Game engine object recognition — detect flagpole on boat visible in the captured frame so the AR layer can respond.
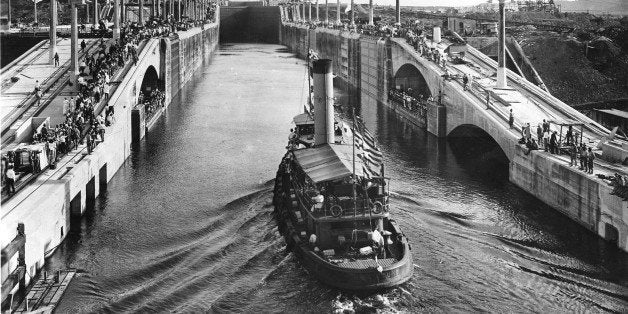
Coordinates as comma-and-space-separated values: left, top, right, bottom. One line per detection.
352, 107, 357, 221
307, 35, 312, 114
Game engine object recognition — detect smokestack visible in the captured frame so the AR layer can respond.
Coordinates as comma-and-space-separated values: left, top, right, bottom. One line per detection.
313, 59, 334, 146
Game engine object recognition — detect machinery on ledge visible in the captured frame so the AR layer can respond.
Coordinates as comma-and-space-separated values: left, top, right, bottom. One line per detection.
272, 58, 413, 290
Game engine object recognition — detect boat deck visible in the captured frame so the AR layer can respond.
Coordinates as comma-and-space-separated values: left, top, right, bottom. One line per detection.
333, 257, 399, 269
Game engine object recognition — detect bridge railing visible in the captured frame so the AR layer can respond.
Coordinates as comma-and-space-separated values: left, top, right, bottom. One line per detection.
465, 45, 611, 139
394, 38, 525, 135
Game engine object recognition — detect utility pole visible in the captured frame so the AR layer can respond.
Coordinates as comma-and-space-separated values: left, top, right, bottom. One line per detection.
139, 0, 144, 25
308, 0, 311, 22
350, 0, 354, 25
315, 0, 318, 21
121, 0, 126, 23
7, 0, 11, 28
178, 0, 181, 21
368, 0, 373, 25
70, 0, 79, 87
395, 0, 400, 24
93, 0, 98, 26
49, 0, 57, 65
33, 0, 37, 25
496, 0, 507, 88
335, 0, 339, 24
113, 0, 120, 40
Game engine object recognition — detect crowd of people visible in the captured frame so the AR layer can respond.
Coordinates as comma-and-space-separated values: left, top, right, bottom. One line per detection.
139, 89, 166, 120
518, 120, 596, 173
2, 10, 219, 196
388, 88, 431, 117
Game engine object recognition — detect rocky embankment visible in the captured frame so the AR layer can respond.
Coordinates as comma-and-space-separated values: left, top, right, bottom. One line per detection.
517, 30, 628, 105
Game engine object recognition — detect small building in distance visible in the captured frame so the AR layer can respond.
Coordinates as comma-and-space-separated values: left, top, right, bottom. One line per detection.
446, 17, 478, 36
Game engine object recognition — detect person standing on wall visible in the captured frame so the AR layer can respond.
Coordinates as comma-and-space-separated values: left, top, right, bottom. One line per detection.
5, 166, 16, 194
587, 147, 595, 174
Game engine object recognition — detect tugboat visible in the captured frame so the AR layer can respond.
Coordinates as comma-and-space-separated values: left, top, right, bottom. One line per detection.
272, 59, 413, 290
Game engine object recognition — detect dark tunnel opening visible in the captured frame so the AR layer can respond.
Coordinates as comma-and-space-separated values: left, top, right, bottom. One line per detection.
219, 6, 281, 43
448, 124, 510, 177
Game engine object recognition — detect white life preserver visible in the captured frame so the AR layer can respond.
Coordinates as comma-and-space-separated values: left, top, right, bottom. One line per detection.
372, 201, 384, 214
330, 205, 343, 218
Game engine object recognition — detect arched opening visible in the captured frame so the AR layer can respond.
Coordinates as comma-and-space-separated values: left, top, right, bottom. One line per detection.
604, 223, 619, 243
138, 65, 165, 121
140, 65, 162, 97
393, 63, 432, 99
448, 124, 509, 177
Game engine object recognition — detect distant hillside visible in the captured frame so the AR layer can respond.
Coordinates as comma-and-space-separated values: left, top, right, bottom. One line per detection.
556, 0, 628, 15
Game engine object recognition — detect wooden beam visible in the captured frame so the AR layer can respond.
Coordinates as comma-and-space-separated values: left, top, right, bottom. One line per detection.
1, 266, 25, 301
1, 235, 25, 266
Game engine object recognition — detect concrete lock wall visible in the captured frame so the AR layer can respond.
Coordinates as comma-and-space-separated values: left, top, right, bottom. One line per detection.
1, 24, 220, 289
511, 147, 628, 250
279, 23, 628, 252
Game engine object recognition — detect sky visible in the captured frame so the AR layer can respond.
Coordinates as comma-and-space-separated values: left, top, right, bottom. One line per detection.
354, 0, 500, 6
350, 0, 578, 7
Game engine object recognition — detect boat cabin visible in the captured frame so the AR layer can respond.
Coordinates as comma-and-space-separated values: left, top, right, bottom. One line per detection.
287, 143, 389, 250
292, 113, 346, 147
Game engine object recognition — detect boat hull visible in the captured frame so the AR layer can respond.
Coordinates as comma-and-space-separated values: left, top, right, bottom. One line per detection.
293, 241, 414, 290
273, 160, 414, 291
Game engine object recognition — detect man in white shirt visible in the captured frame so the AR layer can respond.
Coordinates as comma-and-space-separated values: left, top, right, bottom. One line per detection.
5, 166, 16, 194
63, 98, 69, 116
103, 83, 110, 101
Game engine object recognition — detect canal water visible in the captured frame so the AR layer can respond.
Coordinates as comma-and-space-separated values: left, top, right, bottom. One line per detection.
48, 44, 628, 313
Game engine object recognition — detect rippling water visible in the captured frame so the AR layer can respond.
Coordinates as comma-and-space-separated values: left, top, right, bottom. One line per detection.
47, 44, 628, 313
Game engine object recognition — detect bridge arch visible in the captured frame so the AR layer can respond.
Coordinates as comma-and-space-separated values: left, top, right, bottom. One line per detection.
448, 123, 513, 162
393, 63, 432, 99
390, 40, 442, 98
139, 65, 162, 96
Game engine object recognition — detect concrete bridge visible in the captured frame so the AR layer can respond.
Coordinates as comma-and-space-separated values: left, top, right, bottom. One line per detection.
280, 23, 628, 253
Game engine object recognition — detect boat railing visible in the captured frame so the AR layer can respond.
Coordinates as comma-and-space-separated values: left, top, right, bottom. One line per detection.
290, 176, 389, 219
317, 196, 389, 218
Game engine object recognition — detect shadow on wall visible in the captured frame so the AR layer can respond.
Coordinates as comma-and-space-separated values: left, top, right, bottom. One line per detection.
219, 6, 281, 43
448, 124, 510, 168
1, 37, 43, 67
